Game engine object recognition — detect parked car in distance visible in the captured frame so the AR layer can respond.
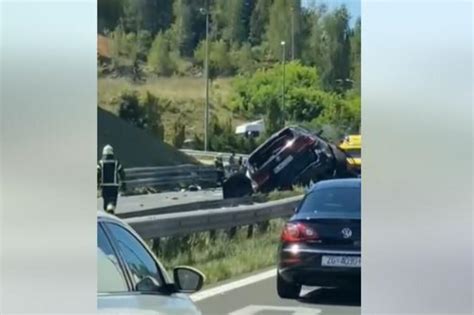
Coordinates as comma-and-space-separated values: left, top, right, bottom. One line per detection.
277, 178, 361, 299
98, 211, 204, 314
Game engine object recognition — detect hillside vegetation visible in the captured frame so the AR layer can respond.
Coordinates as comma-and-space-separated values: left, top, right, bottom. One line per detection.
98, 0, 361, 152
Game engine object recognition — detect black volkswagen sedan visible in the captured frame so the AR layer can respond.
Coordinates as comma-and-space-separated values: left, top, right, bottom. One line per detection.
277, 178, 361, 299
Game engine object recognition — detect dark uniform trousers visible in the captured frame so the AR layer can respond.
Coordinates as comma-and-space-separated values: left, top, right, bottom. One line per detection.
102, 186, 119, 210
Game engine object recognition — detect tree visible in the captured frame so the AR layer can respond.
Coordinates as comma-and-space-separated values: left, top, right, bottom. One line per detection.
350, 17, 361, 92
266, 0, 302, 61
319, 6, 352, 91
231, 43, 255, 74
331, 7, 352, 92
172, 0, 194, 57
265, 97, 285, 136
115, 0, 173, 36
249, 0, 271, 45
122, 0, 144, 33
209, 0, 227, 40
223, 0, 247, 45
109, 23, 126, 63
98, 0, 124, 33
136, 30, 152, 61
305, 4, 331, 84
142, 0, 174, 34
211, 40, 233, 76
266, 0, 290, 61
148, 32, 176, 76
194, 39, 234, 77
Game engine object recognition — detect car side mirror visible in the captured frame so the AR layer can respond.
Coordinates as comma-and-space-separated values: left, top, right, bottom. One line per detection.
173, 266, 205, 293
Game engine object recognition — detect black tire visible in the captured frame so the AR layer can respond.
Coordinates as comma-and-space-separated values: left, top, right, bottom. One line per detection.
277, 273, 301, 299
222, 173, 253, 199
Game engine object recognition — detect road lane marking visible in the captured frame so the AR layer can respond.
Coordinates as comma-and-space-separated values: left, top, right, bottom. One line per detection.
190, 269, 276, 302
229, 305, 321, 315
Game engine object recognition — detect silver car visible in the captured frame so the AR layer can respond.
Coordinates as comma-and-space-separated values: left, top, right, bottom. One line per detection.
98, 211, 204, 314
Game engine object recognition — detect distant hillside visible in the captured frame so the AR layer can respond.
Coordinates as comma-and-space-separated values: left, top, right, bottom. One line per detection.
98, 107, 198, 167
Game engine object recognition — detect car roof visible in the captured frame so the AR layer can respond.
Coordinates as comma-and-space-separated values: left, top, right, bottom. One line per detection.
309, 178, 361, 191
97, 210, 127, 225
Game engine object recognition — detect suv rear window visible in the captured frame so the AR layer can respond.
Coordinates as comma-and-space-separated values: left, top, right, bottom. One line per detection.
248, 129, 297, 169
298, 187, 361, 214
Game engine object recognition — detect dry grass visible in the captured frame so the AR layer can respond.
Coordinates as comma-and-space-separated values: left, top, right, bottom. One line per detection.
98, 76, 246, 141
98, 77, 233, 107
157, 219, 286, 286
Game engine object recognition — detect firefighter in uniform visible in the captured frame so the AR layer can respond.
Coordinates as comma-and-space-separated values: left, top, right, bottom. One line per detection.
97, 145, 125, 213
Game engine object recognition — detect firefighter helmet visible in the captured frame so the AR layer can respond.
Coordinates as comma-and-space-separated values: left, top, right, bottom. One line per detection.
102, 144, 114, 156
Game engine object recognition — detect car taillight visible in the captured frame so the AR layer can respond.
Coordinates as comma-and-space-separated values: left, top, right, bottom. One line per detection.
280, 223, 319, 242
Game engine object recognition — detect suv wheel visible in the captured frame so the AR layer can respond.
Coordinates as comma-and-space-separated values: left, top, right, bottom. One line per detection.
277, 273, 301, 299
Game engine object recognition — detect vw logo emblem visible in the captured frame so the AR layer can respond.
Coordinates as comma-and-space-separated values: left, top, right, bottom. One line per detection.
341, 228, 352, 239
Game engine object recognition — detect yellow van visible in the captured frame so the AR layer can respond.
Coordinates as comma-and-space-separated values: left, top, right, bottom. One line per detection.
339, 135, 361, 173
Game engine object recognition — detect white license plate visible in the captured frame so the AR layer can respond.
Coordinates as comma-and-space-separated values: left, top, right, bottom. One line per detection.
274, 155, 293, 174
321, 255, 361, 268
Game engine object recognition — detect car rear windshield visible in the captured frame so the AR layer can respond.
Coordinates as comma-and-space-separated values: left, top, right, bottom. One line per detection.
298, 187, 360, 214
248, 129, 296, 169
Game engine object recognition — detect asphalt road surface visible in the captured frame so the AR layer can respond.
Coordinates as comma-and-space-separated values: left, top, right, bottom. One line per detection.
97, 188, 223, 214
192, 269, 360, 315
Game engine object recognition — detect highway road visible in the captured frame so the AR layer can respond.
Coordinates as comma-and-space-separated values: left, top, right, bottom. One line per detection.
192, 269, 360, 315
97, 188, 223, 214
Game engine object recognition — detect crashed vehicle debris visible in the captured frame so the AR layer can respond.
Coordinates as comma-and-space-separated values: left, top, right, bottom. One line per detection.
223, 126, 359, 198
338, 134, 361, 175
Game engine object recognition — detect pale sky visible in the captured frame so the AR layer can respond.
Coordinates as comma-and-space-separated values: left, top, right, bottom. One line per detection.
302, 0, 361, 26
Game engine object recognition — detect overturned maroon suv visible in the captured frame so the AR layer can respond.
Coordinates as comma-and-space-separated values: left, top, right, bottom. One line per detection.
245, 127, 354, 193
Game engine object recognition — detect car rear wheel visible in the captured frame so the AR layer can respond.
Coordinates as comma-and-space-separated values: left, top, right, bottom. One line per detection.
277, 273, 301, 299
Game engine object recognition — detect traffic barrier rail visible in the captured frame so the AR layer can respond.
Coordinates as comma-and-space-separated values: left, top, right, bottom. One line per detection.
180, 149, 249, 161
117, 196, 252, 219
124, 195, 303, 239
124, 164, 218, 190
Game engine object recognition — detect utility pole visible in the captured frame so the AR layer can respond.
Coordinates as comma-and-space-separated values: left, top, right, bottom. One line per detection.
281, 41, 286, 110
200, 3, 210, 151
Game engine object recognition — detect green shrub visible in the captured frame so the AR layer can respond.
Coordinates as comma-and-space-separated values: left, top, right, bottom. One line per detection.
114, 90, 166, 140
148, 32, 176, 76
194, 40, 235, 78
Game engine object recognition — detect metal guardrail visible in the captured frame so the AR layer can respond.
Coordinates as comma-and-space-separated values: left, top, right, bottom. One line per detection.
125, 195, 303, 239
180, 149, 249, 161
117, 196, 252, 219
124, 164, 218, 190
